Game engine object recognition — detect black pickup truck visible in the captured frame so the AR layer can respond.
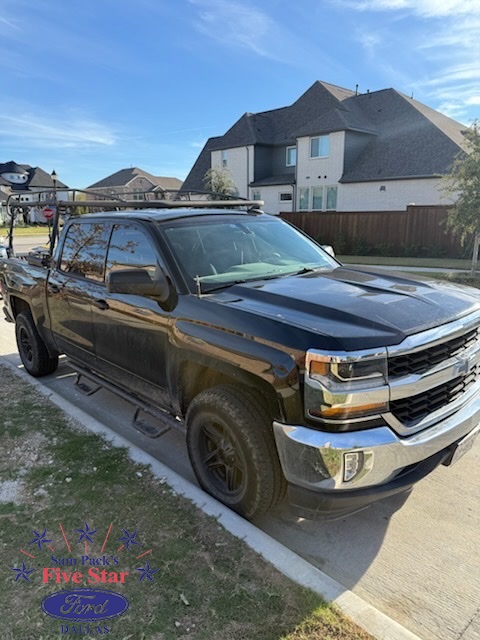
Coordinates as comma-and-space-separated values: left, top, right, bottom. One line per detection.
2, 206, 480, 519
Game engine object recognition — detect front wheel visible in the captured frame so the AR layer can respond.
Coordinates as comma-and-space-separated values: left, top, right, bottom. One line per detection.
15, 311, 58, 377
186, 385, 286, 519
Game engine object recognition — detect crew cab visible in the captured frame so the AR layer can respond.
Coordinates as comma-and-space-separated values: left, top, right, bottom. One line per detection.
2, 206, 480, 519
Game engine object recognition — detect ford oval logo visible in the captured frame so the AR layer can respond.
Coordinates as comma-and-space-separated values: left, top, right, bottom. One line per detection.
41, 588, 129, 622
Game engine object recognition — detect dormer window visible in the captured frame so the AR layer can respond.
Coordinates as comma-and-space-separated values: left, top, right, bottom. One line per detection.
286, 146, 297, 167
310, 135, 330, 158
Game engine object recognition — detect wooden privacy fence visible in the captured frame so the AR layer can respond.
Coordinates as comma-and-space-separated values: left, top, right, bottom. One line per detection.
280, 205, 467, 257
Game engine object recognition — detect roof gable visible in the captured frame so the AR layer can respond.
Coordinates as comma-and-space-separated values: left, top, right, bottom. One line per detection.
87, 167, 182, 190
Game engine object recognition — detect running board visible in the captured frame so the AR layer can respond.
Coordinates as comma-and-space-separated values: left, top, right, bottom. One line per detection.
75, 374, 101, 396
70, 363, 184, 438
132, 407, 179, 439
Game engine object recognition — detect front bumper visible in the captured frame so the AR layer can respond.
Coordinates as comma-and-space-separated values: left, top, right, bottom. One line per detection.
273, 388, 480, 513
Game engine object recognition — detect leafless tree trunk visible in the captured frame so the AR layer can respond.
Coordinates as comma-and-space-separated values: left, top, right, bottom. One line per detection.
471, 232, 480, 275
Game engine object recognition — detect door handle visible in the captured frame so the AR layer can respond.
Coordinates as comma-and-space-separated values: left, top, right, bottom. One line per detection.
49, 284, 61, 294
92, 299, 109, 311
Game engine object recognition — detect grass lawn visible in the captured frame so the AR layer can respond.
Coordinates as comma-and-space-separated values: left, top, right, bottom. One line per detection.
338, 255, 471, 270
0, 365, 372, 640
406, 271, 480, 288
0, 226, 50, 237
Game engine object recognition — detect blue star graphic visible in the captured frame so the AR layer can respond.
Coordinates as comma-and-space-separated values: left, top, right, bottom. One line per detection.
75, 522, 98, 544
11, 561, 36, 582
29, 528, 52, 551
117, 529, 139, 551
136, 561, 159, 582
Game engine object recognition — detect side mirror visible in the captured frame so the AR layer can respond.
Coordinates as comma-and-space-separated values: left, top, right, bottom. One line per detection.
321, 244, 335, 258
107, 268, 171, 302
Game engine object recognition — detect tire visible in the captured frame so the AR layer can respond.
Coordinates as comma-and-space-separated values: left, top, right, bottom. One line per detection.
186, 385, 287, 519
15, 311, 58, 377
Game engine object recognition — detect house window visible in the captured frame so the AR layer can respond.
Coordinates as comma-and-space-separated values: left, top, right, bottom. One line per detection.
252, 190, 261, 201
132, 188, 144, 201
299, 188, 309, 211
221, 150, 228, 168
312, 187, 323, 211
326, 186, 338, 210
279, 192, 293, 202
286, 146, 297, 167
310, 135, 330, 158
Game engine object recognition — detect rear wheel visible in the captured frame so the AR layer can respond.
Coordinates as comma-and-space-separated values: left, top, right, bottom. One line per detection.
15, 311, 58, 377
186, 385, 286, 519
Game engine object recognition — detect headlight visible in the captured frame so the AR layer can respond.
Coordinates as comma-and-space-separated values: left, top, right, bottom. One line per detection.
305, 349, 389, 421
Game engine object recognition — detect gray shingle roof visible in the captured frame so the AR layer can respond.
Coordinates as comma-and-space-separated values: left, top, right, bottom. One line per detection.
183, 81, 468, 190
27, 167, 68, 188
0, 163, 68, 190
0, 161, 29, 175
87, 167, 182, 190
250, 173, 295, 187
339, 89, 467, 182
180, 138, 222, 193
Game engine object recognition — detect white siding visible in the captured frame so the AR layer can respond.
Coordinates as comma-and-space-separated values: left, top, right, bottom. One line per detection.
249, 185, 294, 215
211, 146, 253, 198
211, 137, 450, 212
296, 131, 345, 208
339, 177, 449, 211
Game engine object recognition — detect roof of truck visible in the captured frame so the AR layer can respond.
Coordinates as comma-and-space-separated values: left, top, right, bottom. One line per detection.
74, 208, 266, 223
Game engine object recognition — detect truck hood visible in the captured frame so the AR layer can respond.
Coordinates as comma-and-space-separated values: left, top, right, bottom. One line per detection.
214, 267, 480, 350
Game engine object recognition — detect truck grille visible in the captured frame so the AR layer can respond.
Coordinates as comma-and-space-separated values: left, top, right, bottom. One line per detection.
388, 327, 479, 378
390, 365, 479, 426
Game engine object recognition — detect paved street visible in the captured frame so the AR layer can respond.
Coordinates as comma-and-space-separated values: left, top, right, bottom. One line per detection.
0, 232, 50, 256
0, 320, 479, 640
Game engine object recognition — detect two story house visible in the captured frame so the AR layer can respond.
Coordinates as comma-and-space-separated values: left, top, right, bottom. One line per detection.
182, 81, 469, 214
0, 161, 68, 223
87, 167, 183, 201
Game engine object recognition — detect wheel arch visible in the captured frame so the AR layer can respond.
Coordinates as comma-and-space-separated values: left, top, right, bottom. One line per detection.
177, 359, 284, 423
11, 295, 60, 358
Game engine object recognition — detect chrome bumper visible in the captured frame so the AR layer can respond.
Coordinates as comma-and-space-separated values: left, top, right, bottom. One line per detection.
273, 390, 480, 491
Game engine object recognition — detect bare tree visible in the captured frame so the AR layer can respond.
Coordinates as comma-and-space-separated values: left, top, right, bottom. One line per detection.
203, 167, 238, 200
444, 121, 480, 273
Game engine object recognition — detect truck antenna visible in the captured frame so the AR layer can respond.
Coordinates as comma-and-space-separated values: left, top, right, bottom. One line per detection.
195, 275, 203, 298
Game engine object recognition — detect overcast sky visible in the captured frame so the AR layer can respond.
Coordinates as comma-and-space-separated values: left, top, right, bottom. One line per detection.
1, 0, 479, 187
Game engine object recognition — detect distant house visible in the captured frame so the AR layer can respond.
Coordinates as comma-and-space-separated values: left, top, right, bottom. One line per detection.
182, 81, 469, 214
87, 167, 183, 201
0, 161, 68, 223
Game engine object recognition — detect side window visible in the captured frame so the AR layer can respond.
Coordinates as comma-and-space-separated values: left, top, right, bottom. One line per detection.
106, 224, 159, 280
59, 223, 110, 281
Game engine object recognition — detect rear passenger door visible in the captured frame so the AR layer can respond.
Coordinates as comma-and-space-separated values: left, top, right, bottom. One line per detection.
93, 222, 171, 407
47, 221, 111, 368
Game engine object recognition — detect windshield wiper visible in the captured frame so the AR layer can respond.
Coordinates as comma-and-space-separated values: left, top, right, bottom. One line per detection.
201, 268, 321, 294
201, 279, 248, 294
291, 267, 316, 275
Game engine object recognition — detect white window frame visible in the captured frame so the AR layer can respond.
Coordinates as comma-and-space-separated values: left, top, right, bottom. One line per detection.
221, 150, 228, 168
279, 192, 293, 202
286, 146, 297, 167
312, 187, 323, 211
310, 135, 330, 159
298, 187, 309, 211
325, 185, 338, 211
252, 190, 261, 201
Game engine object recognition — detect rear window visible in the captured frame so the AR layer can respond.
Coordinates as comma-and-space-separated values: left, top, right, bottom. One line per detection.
59, 222, 111, 282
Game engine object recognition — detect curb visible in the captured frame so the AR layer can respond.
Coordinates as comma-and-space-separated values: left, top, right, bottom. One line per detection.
3, 356, 423, 640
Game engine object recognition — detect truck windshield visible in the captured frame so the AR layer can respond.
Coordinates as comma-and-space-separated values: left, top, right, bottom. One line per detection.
161, 215, 338, 291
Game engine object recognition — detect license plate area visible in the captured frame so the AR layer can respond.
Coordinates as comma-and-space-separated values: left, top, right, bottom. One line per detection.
443, 424, 480, 466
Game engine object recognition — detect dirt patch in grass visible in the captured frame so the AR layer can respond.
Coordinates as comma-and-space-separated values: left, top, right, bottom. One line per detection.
0, 365, 373, 640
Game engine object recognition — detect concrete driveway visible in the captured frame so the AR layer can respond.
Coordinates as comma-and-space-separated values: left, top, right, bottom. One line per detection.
0, 320, 478, 640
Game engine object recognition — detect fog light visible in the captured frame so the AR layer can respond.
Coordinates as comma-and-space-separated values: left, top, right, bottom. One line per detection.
343, 451, 364, 482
